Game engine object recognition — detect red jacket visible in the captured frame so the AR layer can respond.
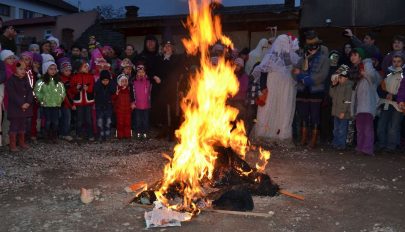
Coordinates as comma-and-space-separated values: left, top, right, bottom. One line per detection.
69, 73, 95, 106
112, 86, 134, 114
61, 74, 74, 108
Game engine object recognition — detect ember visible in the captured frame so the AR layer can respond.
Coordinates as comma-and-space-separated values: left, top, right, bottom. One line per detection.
131, 0, 278, 214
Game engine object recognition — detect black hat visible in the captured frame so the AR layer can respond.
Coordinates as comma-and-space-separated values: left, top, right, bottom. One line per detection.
100, 70, 111, 80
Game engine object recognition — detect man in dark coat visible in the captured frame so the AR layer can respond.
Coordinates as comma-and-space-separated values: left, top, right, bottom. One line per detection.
0, 25, 17, 53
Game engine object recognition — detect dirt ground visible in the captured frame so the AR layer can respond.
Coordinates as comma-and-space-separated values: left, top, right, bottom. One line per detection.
0, 137, 404, 232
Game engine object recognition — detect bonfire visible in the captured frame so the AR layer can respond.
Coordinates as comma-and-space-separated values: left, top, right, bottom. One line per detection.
131, 0, 280, 216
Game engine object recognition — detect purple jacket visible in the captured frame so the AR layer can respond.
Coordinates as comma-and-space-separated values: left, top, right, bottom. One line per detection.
6, 75, 33, 119
133, 76, 151, 110
397, 77, 405, 103
233, 71, 249, 101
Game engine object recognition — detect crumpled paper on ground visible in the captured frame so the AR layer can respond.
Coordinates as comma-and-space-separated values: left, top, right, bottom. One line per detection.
145, 201, 192, 228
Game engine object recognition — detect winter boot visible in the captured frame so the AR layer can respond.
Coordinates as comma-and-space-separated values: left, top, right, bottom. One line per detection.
300, 126, 308, 146
9, 133, 19, 152
308, 125, 319, 149
18, 133, 29, 149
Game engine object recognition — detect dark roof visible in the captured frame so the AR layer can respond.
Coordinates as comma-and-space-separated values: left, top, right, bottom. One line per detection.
37, 0, 78, 13
4, 16, 57, 27
300, 0, 405, 28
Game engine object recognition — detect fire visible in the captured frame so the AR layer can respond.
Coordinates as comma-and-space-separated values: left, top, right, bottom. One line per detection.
155, 0, 270, 212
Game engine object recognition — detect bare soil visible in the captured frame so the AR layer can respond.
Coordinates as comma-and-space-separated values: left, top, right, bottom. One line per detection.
0, 138, 404, 232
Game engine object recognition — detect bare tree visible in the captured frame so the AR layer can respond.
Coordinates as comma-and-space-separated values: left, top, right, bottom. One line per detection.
95, 5, 125, 19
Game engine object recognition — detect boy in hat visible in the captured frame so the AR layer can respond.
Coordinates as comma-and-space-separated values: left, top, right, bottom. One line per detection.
94, 70, 115, 141
296, 31, 330, 148
58, 57, 74, 141
112, 74, 135, 139
329, 64, 353, 150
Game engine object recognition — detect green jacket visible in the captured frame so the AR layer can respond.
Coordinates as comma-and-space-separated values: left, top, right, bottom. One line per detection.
34, 77, 66, 107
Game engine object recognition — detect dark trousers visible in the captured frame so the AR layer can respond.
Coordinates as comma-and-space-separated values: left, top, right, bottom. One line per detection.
377, 105, 404, 150
96, 108, 112, 138
9, 118, 26, 134
43, 107, 60, 132
76, 105, 94, 138
332, 117, 349, 149
245, 104, 257, 135
59, 107, 71, 136
296, 100, 322, 127
135, 109, 149, 134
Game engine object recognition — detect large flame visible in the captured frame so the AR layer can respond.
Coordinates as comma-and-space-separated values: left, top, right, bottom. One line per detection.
155, 0, 270, 212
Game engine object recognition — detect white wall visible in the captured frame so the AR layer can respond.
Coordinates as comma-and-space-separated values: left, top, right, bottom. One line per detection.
0, 0, 72, 19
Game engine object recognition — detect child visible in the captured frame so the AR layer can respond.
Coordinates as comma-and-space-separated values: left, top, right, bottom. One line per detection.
6, 61, 33, 151
376, 55, 404, 151
58, 57, 74, 141
69, 62, 95, 141
329, 64, 353, 150
133, 64, 152, 139
1, 49, 17, 146
94, 70, 115, 141
113, 74, 134, 139
350, 48, 381, 156
34, 61, 65, 142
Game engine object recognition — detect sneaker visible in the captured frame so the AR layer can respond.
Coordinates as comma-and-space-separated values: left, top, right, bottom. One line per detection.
142, 133, 147, 139
89, 137, 95, 142
62, 135, 73, 141
136, 133, 141, 140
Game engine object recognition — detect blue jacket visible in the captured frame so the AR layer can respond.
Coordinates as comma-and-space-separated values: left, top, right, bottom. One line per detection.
296, 50, 330, 94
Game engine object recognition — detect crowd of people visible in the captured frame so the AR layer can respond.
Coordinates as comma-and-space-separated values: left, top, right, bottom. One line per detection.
0, 19, 404, 156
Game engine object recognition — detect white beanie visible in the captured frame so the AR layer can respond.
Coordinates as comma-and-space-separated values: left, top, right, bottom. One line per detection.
41, 54, 55, 63
117, 74, 128, 86
42, 61, 57, 74
47, 36, 60, 47
0, 50, 15, 61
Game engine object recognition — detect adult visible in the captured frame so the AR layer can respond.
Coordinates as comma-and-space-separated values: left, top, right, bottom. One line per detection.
339, 42, 353, 66
121, 44, 137, 63
156, 38, 183, 140
296, 32, 330, 148
251, 34, 300, 145
344, 29, 381, 63
245, 38, 270, 75
135, 35, 162, 126
0, 25, 17, 53
381, 35, 405, 76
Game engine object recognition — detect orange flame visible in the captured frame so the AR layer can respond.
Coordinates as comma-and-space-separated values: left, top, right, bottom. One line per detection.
155, 0, 269, 212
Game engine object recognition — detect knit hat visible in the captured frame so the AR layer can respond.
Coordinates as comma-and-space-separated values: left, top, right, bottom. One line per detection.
117, 74, 128, 86
121, 58, 134, 68
47, 36, 60, 47
353, 47, 366, 59
41, 54, 55, 63
0, 50, 15, 61
32, 53, 43, 64
100, 70, 111, 81
57, 57, 72, 72
234, 57, 244, 67
42, 61, 57, 74
21, 51, 34, 60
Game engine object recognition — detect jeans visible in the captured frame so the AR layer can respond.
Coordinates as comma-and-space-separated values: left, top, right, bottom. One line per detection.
59, 107, 71, 136
135, 109, 149, 134
377, 105, 404, 150
43, 107, 60, 131
96, 108, 112, 138
332, 117, 349, 149
76, 105, 94, 138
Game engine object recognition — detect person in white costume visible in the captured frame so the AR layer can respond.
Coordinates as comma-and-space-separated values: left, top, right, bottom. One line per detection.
245, 38, 270, 75
250, 34, 300, 145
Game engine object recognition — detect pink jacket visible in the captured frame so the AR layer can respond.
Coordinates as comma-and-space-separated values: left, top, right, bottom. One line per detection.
133, 76, 151, 110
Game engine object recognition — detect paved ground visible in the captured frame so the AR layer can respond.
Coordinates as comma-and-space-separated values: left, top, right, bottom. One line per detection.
0, 138, 404, 232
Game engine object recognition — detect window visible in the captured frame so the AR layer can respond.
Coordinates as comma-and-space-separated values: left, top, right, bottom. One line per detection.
19, 9, 44, 19
0, 3, 11, 17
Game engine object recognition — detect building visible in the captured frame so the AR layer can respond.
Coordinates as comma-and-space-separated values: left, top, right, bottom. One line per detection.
300, 0, 405, 53
3, 10, 98, 52
101, 1, 299, 53
0, 0, 77, 21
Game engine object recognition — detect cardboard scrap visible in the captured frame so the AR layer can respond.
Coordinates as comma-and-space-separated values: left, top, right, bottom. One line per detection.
144, 201, 192, 228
